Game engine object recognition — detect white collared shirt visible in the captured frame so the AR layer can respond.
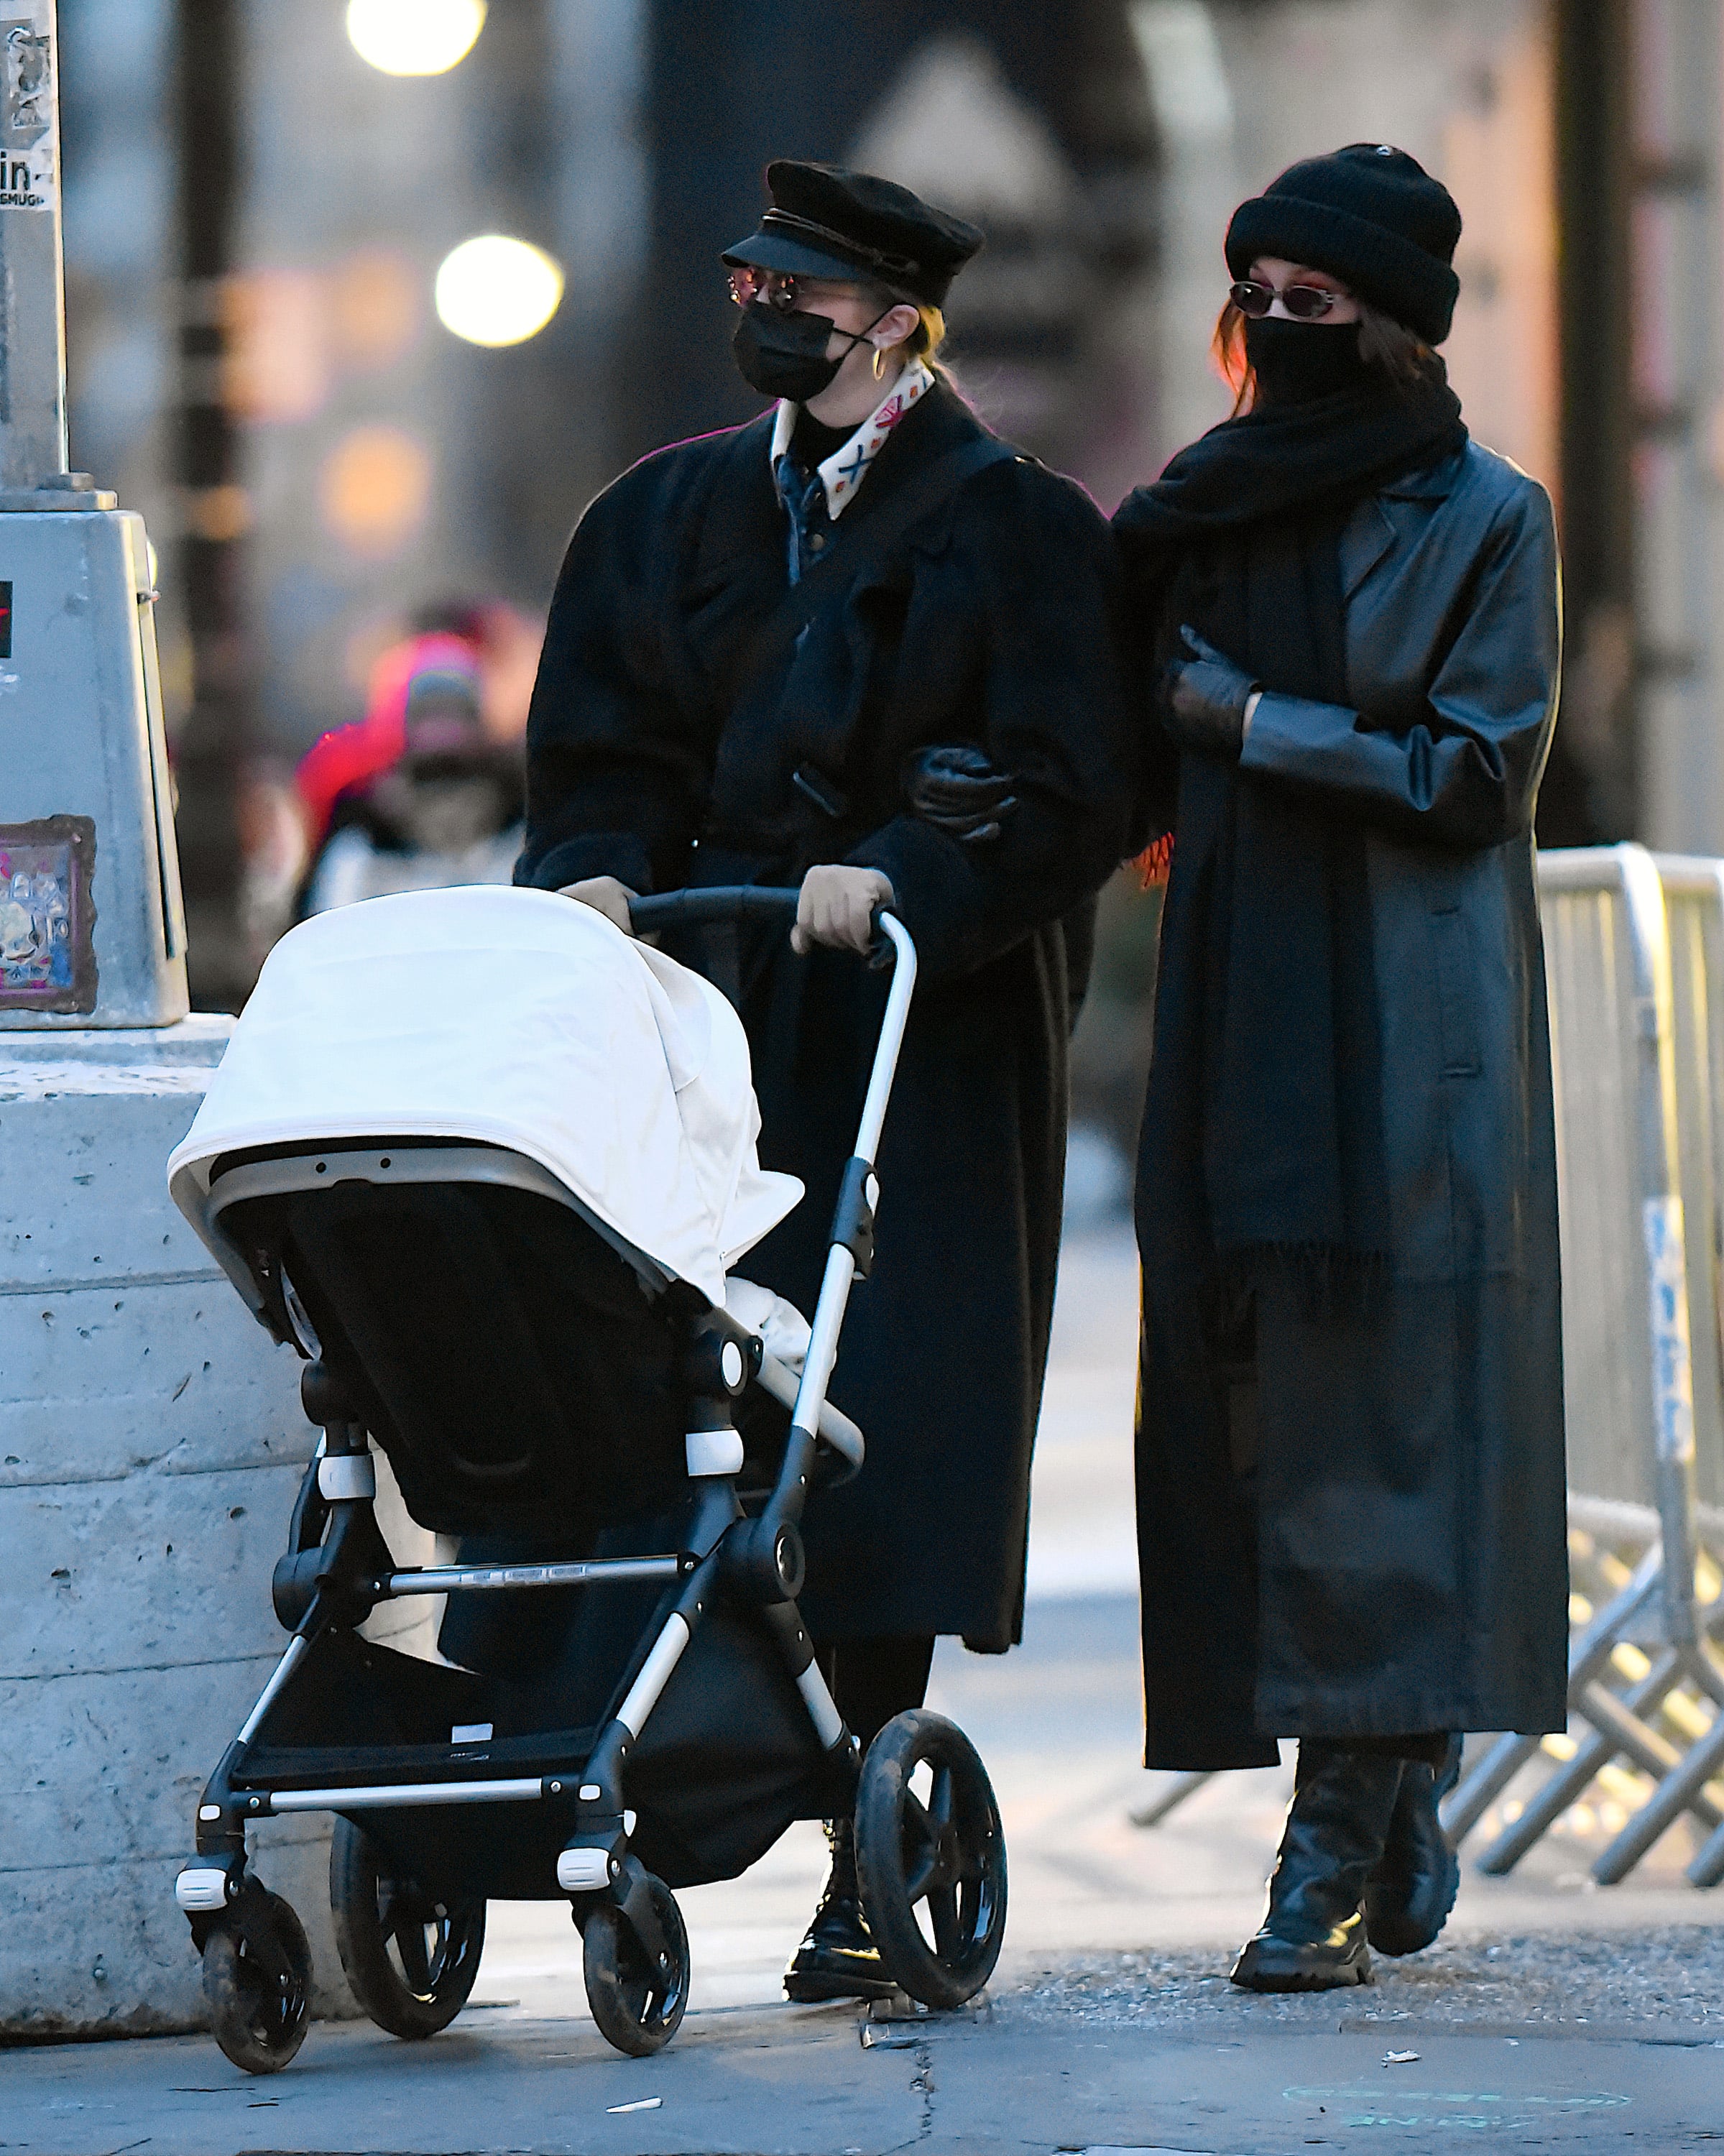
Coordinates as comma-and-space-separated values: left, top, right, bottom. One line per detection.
769, 356, 935, 521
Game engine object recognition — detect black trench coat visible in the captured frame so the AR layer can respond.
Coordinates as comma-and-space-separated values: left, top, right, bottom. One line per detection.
517, 380, 1132, 1649
1127, 443, 1569, 1765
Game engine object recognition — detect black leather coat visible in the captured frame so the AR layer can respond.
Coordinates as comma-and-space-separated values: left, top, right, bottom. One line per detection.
1130, 442, 1569, 1764
519, 381, 1133, 1649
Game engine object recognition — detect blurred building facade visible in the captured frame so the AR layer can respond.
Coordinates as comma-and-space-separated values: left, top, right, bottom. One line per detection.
635, 1, 1161, 501
46, 0, 1724, 1001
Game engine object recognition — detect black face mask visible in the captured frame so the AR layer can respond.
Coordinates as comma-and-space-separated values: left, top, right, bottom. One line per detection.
1245, 316, 1370, 406
732, 302, 882, 403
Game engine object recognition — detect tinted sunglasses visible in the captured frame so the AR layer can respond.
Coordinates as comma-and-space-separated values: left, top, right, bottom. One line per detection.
1229, 278, 1342, 321
729, 266, 822, 312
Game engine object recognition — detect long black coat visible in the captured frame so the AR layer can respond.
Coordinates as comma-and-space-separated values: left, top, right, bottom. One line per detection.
1127, 443, 1568, 1765
518, 381, 1132, 1649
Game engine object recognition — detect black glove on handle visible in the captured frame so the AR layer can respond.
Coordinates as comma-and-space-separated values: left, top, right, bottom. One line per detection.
1162, 626, 1258, 759
904, 744, 1018, 844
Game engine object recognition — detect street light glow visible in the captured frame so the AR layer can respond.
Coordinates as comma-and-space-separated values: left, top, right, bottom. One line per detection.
346, 0, 486, 77
434, 236, 565, 348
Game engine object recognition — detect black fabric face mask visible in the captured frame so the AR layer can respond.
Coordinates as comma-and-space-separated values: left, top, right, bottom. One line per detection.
1245, 316, 1370, 405
732, 302, 880, 403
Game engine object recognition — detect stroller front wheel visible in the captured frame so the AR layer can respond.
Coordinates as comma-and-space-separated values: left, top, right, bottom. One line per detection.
201, 1887, 313, 2075
330, 1818, 486, 2039
855, 1709, 1008, 2010
581, 1872, 689, 2055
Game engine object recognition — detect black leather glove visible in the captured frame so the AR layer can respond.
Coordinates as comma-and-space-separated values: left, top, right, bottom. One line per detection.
1161, 626, 1258, 759
904, 744, 1018, 844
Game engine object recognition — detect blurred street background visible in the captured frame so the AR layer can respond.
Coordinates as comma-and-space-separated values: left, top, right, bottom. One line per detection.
50, 0, 1724, 1904
62, 0, 1691, 1080
19, 4, 1724, 2113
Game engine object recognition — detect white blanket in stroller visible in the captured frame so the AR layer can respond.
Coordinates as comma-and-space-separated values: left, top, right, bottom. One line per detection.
167, 885, 803, 1307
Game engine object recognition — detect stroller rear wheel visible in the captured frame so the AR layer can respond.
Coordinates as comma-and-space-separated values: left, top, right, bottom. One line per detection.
581, 1872, 689, 2056
855, 1710, 1008, 2010
330, 1818, 486, 2038
201, 1887, 313, 2075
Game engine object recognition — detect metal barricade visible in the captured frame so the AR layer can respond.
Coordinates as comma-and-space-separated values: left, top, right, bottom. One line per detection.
1656, 857, 1724, 1528
1447, 846, 1724, 1885
1638, 856, 1724, 1882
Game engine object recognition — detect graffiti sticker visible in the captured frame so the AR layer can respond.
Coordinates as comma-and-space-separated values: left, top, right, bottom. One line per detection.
0, 816, 95, 1011
0, 17, 55, 211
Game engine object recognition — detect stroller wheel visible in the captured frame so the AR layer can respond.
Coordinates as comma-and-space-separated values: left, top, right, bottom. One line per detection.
201, 1888, 313, 2075
581, 1873, 689, 2056
330, 1818, 486, 2039
854, 1710, 1008, 2010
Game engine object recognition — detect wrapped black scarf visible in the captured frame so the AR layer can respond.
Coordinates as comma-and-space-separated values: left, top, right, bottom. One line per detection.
1115, 354, 1467, 1310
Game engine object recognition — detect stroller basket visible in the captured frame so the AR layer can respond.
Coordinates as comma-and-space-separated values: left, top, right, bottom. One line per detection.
168, 887, 1008, 2073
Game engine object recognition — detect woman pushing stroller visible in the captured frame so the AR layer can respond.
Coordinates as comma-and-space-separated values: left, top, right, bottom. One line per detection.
517, 160, 1133, 2001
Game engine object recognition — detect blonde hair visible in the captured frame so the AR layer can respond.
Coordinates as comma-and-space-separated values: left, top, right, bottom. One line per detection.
907, 303, 946, 361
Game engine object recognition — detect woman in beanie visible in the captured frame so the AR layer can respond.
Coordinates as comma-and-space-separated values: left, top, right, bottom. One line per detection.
1115, 144, 1567, 1991
519, 161, 1131, 2000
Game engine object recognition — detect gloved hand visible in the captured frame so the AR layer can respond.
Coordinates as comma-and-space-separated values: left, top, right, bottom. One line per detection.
792, 865, 895, 956
904, 744, 1018, 844
1161, 626, 1258, 759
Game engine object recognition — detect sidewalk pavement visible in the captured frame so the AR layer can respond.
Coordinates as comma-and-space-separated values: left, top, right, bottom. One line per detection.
4, 1224, 1722, 2151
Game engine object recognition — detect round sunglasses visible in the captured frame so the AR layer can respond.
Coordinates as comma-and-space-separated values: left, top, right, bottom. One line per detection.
1229, 278, 1344, 321
727, 266, 856, 313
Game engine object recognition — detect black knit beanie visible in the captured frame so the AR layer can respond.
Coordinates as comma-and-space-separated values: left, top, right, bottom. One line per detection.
1225, 143, 1462, 346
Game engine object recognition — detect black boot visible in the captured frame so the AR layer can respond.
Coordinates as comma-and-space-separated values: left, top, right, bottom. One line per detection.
1230, 1744, 1406, 1993
784, 1818, 896, 2004
1365, 1735, 1462, 1955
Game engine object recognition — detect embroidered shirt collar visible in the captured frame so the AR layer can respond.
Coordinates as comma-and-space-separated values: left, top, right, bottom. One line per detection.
770, 357, 934, 521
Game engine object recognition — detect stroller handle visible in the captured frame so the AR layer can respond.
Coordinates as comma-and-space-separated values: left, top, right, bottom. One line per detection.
627, 885, 801, 932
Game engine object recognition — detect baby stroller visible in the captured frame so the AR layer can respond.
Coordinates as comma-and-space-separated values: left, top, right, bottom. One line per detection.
167, 885, 1006, 2074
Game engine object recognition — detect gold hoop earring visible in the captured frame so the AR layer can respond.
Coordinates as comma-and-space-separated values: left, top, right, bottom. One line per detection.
872, 346, 885, 381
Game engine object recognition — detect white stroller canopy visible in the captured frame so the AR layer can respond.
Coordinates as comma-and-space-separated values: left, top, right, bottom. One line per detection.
167, 886, 803, 1308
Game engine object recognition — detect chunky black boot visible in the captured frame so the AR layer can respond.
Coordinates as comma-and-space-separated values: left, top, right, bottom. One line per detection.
1365, 1735, 1463, 1955
1230, 1745, 1406, 1993
784, 1818, 897, 2004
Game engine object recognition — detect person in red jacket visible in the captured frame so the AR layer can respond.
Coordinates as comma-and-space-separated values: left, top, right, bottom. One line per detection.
294, 602, 540, 916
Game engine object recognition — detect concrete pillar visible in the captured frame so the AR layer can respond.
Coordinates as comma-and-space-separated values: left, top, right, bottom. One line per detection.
0, 6, 189, 1033
0, 1021, 432, 2036
0, 0, 70, 490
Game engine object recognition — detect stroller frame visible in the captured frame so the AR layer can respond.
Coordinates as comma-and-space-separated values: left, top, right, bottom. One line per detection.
174, 891, 1007, 2068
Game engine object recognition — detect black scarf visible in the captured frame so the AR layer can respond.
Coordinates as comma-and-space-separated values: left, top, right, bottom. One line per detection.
1116, 358, 1467, 1309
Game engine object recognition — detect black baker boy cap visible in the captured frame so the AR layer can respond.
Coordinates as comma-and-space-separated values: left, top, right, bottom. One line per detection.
722, 159, 985, 312
1225, 142, 1462, 346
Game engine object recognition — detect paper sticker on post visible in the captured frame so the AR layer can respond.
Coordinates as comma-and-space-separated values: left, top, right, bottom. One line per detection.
0, 816, 95, 1012
0, 15, 55, 211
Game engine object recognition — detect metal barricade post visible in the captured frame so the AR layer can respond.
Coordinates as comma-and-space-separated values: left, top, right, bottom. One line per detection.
1448, 846, 1724, 1885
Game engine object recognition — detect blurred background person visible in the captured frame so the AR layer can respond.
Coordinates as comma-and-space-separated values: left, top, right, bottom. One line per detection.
292, 599, 535, 917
